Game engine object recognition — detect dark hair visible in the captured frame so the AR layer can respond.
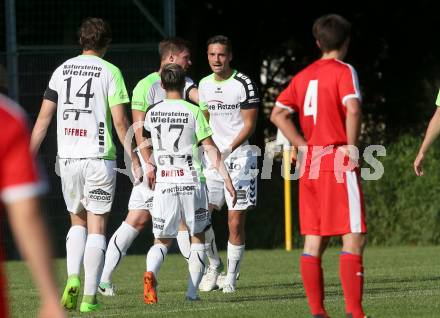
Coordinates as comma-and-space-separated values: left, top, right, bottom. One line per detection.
78, 17, 112, 51
158, 37, 189, 61
160, 64, 186, 92
312, 14, 351, 52
206, 35, 232, 53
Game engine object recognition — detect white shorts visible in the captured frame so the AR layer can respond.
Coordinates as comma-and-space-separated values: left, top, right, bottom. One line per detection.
204, 155, 258, 211
59, 158, 116, 214
128, 179, 154, 211
152, 183, 210, 238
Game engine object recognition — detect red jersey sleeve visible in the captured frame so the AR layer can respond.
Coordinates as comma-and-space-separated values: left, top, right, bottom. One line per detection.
276, 77, 300, 113
338, 63, 361, 106
0, 106, 45, 204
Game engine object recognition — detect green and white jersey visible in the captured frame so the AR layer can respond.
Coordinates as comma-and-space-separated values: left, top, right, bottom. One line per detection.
145, 99, 212, 184
198, 70, 260, 153
44, 54, 129, 160
131, 72, 197, 112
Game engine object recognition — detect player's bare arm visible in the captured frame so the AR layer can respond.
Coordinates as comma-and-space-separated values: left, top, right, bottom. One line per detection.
111, 105, 144, 184
202, 136, 237, 207
342, 98, 362, 160
228, 108, 258, 154
30, 99, 57, 154
111, 104, 141, 164
345, 98, 362, 146
132, 109, 156, 188
414, 107, 440, 176
7, 197, 66, 318
189, 87, 209, 120
270, 106, 307, 147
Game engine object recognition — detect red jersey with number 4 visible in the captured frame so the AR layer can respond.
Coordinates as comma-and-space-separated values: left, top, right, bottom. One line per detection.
276, 58, 361, 145
0, 94, 43, 318
276, 58, 361, 171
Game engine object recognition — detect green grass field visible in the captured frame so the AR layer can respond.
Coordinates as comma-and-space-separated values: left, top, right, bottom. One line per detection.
6, 246, 440, 317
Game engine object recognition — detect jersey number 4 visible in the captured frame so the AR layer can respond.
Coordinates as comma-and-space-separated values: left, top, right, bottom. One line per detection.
304, 80, 318, 124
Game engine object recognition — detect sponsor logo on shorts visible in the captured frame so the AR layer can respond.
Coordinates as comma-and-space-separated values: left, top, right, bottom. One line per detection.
145, 197, 153, 208
153, 217, 165, 230
161, 169, 184, 177
89, 188, 111, 202
194, 208, 209, 222
161, 185, 196, 196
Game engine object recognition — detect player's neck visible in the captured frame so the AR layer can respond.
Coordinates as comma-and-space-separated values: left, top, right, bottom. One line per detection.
214, 68, 233, 82
165, 91, 182, 100
82, 49, 105, 58
321, 50, 343, 61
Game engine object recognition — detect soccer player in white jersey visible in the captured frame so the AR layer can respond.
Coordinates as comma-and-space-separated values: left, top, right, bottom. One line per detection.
142, 64, 236, 303
98, 37, 202, 296
198, 35, 260, 293
30, 18, 138, 313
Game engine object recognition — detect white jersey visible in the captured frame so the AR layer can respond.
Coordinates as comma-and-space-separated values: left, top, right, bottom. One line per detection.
44, 55, 129, 160
131, 72, 197, 112
198, 70, 260, 153
144, 99, 212, 184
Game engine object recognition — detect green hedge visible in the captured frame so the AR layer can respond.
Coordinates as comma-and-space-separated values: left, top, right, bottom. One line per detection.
363, 135, 440, 245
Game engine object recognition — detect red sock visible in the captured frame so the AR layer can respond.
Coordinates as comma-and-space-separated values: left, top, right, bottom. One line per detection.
339, 253, 365, 318
300, 255, 327, 316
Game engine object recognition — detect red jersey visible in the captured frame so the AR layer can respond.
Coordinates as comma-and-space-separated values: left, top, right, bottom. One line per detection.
276, 58, 361, 171
0, 94, 44, 318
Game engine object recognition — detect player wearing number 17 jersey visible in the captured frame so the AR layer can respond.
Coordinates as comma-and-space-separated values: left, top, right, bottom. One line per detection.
271, 14, 367, 318
31, 18, 137, 313
142, 64, 236, 303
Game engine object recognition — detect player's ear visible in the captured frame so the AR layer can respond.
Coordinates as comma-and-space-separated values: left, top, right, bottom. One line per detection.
228, 52, 233, 62
316, 40, 321, 49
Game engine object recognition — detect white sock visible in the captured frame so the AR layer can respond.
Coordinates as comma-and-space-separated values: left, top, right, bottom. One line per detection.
146, 244, 168, 277
187, 243, 206, 299
100, 222, 139, 283
226, 242, 245, 286
83, 234, 106, 296
176, 231, 191, 261
205, 226, 221, 268
66, 225, 87, 277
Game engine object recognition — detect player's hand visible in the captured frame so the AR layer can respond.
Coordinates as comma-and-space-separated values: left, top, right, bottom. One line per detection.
131, 161, 143, 186
414, 152, 425, 176
337, 145, 359, 167
291, 146, 298, 162
38, 301, 67, 318
146, 162, 156, 190
225, 179, 237, 207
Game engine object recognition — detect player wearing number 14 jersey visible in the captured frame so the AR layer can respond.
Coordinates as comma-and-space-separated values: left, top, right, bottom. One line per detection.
31, 18, 137, 313
271, 14, 367, 318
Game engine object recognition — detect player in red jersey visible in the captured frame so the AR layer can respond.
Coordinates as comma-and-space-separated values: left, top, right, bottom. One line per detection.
271, 14, 367, 318
0, 94, 65, 318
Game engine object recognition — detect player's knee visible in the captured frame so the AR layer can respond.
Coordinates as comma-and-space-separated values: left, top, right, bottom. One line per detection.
126, 213, 150, 231
342, 234, 367, 255
228, 218, 241, 235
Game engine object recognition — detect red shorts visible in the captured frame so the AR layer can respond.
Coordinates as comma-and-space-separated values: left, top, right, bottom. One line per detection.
299, 169, 366, 236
